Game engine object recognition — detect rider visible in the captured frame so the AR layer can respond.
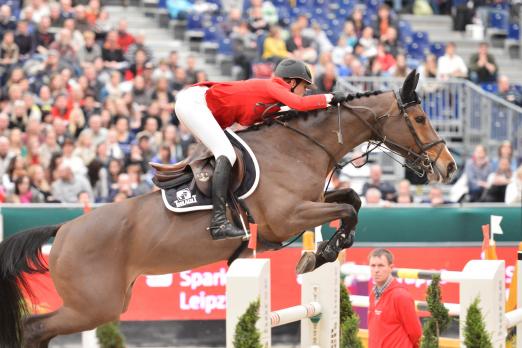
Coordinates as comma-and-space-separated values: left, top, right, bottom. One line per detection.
175, 58, 346, 240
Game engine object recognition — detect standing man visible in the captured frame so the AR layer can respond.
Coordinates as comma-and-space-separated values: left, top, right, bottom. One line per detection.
368, 248, 422, 348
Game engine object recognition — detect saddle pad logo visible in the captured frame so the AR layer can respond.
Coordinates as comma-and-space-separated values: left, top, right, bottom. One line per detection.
175, 188, 198, 207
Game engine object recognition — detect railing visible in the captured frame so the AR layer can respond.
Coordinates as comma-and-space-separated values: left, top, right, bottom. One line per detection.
337, 77, 522, 158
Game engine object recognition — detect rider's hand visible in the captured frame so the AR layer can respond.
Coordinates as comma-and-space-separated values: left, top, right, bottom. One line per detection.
330, 91, 347, 105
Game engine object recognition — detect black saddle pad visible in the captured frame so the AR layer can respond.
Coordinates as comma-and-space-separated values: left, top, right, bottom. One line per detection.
161, 129, 260, 213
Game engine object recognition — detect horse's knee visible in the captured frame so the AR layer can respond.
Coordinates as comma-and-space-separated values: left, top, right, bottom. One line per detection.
341, 204, 357, 221
347, 189, 362, 212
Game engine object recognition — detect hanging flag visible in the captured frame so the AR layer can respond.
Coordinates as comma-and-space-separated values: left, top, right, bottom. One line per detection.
490, 215, 503, 237
248, 223, 258, 257
506, 242, 522, 312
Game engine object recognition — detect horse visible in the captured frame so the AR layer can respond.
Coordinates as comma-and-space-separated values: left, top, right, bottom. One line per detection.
0, 70, 456, 347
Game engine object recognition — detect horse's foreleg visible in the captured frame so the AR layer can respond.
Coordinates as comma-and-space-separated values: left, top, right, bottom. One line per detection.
289, 200, 357, 274
324, 188, 362, 249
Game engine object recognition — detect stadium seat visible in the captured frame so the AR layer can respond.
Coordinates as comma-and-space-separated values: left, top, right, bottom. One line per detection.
406, 42, 425, 60
508, 23, 520, 40
186, 13, 203, 30
398, 21, 413, 43
429, 42, 445, 58
487, 10, 509, 36
412, 31, 429, 46
218, 38, 233, 56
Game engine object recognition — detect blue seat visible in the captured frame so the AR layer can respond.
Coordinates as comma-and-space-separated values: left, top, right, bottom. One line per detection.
480, 83, 498, 94
412, 31, 429, 46
203, 26, 220, 43
218, 38, 233, 56
488, 10, 508, 30
429, 42, 445, 57
508, 23, 520, 40
398, 20, 413, 43
186, 13, 203, 30
406, 42, 425, 60
296, 0, 309, 7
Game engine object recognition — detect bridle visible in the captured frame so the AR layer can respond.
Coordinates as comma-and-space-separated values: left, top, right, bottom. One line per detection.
272, 89, 446, 182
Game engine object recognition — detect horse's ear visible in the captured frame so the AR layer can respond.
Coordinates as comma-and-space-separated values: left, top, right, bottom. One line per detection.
401, 69, 417, 100
414, 72, 420, 90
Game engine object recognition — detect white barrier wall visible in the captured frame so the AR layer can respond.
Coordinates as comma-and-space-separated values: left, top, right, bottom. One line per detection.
459, 260, 505, 348
226, 258, 271, 347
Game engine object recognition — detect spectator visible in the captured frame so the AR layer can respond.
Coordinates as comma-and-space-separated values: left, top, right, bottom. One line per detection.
422, 185, 452, 205
417, 54, 438, 90
81, 114, 107, 146
468, 42, 497, 84
362, 164, 397, 201
72, 131, 95, 166
28, 164, 53, 202
35, 16, 55, 54
185, 55, 199, 85
0, 5, 16, 40
286, 23, 313, 58
465, 144, 492, 202
93, 10, 111, 40
380, 27, 399, 57
78, 31, 100, 67
229, 20, 256, 79
332, 37, 352, 67
368, 248, 422, 348
63, 19, 84, 51
136, 116, 162, 153
262, 26, 289, 63
0, 135, 14, 177
348, 7, 365, 37
116, 19, 134, 53
6, 174, 45, 203
505, 165, 522, 204
247, 5, 269, 35
395, 179, 413, 204
481, 158, 512, 202
492, 141, 518, 172
74, 5, 91, 33
126, 32, 152, 64
0, 31, 20, 79
61, 137, 87, 177
310, 21, 333, 54
316, 62, 337, 93
497, 75, 522, 107
51, 162, 93, 202
436, 42, 467, 80
151, 144, 175, 166
60, 0, 75, 20
101, 30, 126, 70
2, 155, 27, 194
373, 4, 397, 38
374, 43, 396, 75
364, 187, 388, 206
0, 113, 9, 137
359, 26, 378, 59
50, 28, 78, 67
15, 20, 35, 60
339, 21, 358, 50
392, 53, 409, 78
49, 2, 64, 28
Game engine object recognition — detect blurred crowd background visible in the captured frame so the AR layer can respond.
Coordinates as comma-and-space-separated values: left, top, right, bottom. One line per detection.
0, 0, 520, 206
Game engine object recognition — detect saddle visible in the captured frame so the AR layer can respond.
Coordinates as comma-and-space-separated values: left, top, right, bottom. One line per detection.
151, 129, 259, 213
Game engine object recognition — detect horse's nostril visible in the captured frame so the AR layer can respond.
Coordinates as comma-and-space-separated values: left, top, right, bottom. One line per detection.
447, 162, 456, 176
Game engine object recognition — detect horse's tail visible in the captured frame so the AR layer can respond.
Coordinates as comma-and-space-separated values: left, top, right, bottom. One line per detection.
0, 224, 61, 347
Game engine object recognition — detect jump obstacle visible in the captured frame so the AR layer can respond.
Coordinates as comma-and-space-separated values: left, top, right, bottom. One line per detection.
226, 258, 340, 348
342, 250, 522, 348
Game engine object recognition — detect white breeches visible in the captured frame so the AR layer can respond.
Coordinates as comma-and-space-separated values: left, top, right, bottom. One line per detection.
175, 86, 237, 165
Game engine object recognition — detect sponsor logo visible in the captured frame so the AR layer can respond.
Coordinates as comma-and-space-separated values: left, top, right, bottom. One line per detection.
175, 188, 198, 207
196, 171, 211, 182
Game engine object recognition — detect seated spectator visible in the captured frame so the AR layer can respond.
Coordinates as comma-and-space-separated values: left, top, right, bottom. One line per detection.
150, 144, 175, 167
247, 5, 269, 35
310, 21, 333, 54
6, 174, 45, 203
127, 163, 151, 196
374, 43, 396, 75
465, 144, 493, 202
0, 113, 9, 138
437, 42, 467, 80
391, 53, 408, 78
50, 28, 78, 67
363, 187, 389, 206
85, 0, 101, 26
362, 164, 397, 201
417, 54, 438, 90
136, 116, 162, 154
373, 4, 397, 38
113, 116, 134, 156
316, 63, 337, 93
262, 26, 289, 63
15, 21, 34, 60
93, 10, 111, 41
332, 37, 353, 67
63, 18, 84, 51
469, 42, 497, 84
0, 31, 19, 79
81, 114, 107, 146
35, 16, 55, 54
125, 48, 148, 80
0, 5, 17, 40
359, 27, 378, 59
341, 151, 371, 194
73, 131, 95, 166
492, 141, 518, 172
28, 164, 54, 202
3, 155, 28, 194
87, 157, 108, 202
481, 158, 512, 202
51, 163, 93, 203
422, 186, 452, 205
380, 27, 399, 57
286, 23, 315, 61
339, 21, 358, 50
62, 137, 87, 177
60, 0, 75, 20
74, 5, 91, 33
395, 179, 413, 204
497, 75, 522, 107
101, 30, 126, 70
126, 32, 152, 65
9, 100, 28, 131
109, 172, 134, 202
348, 7, 365, 37
49, 2, 64, 28
0, 136, 13, 178
78, 31, 101, 66
116, 19, 134, 53
505, 165, 522, 204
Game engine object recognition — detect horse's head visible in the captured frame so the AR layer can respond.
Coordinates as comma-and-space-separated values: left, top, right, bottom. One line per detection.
377, 70, 457, 183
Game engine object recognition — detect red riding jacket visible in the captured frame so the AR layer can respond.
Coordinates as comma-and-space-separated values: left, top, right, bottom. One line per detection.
368, 278, 422, 348
195, 77, 328, 128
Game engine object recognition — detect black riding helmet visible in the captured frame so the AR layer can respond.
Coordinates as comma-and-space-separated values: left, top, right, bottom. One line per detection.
274, 59, 313, 85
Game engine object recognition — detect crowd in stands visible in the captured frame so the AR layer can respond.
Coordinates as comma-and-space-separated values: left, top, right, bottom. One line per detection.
0, 0, 520, 205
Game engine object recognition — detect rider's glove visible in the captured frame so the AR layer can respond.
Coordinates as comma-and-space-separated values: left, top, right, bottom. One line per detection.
330, 91, 347, 105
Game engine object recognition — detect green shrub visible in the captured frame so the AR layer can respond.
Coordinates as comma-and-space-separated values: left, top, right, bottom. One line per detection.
96, 321, 125, 348
233, 299, 262, 348
340, 283, 363, 348
463, 297, 493, 348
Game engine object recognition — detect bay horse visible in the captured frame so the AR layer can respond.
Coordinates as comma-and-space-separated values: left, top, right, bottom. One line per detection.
0, 70, 456, 347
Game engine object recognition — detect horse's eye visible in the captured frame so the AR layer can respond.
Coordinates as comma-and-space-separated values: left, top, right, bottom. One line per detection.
415, 116, 426, 124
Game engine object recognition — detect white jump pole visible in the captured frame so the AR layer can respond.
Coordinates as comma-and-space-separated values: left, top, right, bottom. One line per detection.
459, 260, 506, 348
271, 302, 321, 327
81, 329, 99, 348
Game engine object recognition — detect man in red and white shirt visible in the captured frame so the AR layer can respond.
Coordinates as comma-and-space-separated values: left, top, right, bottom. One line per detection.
368, 249, 422, 348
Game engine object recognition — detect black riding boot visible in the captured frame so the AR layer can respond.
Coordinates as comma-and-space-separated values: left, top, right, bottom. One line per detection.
209, 156, 245, 240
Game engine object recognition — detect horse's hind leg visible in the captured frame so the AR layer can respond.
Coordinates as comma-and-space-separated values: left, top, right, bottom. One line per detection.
24, 303, 123, 348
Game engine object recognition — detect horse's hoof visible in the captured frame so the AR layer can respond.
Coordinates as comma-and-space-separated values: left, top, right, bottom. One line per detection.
296, 252, 316, 274
340, 230, 355, 249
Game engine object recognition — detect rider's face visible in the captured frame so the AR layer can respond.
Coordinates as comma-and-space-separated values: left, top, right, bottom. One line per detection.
292, 80, 309, 97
